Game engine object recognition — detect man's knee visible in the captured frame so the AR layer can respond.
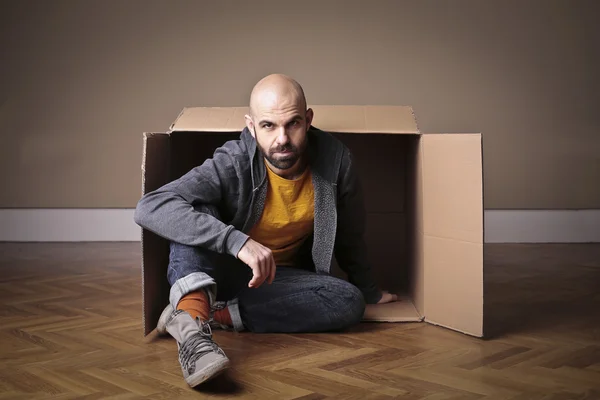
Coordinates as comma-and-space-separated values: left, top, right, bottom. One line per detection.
325, 278, 365, 329
169, 241, 211, 264
343, 282, 366, 326
168, 243, 205, 285
167, 205, 222, 274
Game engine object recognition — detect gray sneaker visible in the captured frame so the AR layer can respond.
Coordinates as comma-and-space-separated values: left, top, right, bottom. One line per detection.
165, 309, 230, 387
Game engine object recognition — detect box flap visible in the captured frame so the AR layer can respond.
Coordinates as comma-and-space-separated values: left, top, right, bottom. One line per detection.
311, 105, 419, 134
421, 133, 484, 337
140, 132, 172, 336
363, 296, 423, 322
169, 107, 248, 132
411, 137, 426, 318
169, 105, 419, 134
141, 132, 171, 194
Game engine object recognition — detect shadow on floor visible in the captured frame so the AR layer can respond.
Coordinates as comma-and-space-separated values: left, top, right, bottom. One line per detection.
483, 243, 600, 340
193, 370, 245, 395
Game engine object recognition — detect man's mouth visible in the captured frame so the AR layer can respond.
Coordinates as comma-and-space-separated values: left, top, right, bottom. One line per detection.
273, 147, 294, 155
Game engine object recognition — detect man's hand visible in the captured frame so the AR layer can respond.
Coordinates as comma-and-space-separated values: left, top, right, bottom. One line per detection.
377, 290, 398, 304
237, 238, 276, 288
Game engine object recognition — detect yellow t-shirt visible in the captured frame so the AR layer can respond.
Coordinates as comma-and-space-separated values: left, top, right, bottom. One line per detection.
249, 162, 315, 266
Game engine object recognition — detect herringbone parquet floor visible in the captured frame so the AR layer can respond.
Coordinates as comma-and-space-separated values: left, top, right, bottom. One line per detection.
0, 242, 599, 399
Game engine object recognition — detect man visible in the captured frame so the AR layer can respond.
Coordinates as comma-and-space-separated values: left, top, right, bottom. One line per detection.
133, 74, 398, 387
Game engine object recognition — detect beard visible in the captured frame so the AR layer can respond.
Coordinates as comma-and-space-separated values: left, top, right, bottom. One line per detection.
259, 140, 306, 170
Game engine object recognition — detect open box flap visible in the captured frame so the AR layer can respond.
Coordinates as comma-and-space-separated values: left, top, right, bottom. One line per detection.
141, 132, 172, 336
412, 135, 426, 319
421, 133, 484, 337
169, 107, 248, 132
363, 296, 423, 322
169, 105, 419, 134
311, 105, 419, 134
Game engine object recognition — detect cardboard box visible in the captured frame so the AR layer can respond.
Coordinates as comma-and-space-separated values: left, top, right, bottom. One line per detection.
139, 105, 484, 338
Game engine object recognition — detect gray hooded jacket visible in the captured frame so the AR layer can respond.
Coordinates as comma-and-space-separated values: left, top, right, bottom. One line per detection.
133, 126, 382, 304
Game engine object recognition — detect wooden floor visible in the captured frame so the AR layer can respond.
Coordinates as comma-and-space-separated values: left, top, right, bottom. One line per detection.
0, 243, 599, 399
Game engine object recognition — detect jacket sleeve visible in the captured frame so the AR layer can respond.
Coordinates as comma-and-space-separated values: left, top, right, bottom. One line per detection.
133, 145, 250, 258
334, 148, 383, 304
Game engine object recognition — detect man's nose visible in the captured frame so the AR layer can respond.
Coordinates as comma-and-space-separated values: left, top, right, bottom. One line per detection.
275, 128, 290, 145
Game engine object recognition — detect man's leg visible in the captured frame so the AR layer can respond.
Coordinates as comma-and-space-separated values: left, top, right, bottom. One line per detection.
236, 266, 366, 333
166, 240, 252, 332
158, 205, 252, 388
166, 247, 365, 334
160, 219, 365, 385
160, 240, 256, 388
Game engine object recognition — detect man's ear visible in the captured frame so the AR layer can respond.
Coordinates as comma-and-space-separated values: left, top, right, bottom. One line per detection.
244, 114, 256, 138
305, 108, 314, 128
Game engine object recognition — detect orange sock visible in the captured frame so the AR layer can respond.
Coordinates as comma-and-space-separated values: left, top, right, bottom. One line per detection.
214, 307, 233, 327
177, 290, 210, 320
177, 289, 232, 327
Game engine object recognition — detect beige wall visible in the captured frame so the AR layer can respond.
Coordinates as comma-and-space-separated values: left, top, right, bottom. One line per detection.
1, 0, 598, 209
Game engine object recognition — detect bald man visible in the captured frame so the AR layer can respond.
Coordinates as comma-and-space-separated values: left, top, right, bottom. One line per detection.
134, 74, 397, 387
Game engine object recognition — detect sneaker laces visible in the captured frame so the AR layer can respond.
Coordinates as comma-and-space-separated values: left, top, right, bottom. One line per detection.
179, 320, 225, 372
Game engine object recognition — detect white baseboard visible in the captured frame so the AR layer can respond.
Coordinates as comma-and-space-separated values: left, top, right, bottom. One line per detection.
0, 209, 599, 243
484, 210, 600, 243
0, 209, 140, 242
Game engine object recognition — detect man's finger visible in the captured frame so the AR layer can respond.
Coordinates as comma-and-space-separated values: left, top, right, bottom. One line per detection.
249, 274, 260, 288
268, 256, 276, 284
249, 267, 264, 288
248, 276, 258, 288
260, 261, 268, 284
269, 267, 275, 284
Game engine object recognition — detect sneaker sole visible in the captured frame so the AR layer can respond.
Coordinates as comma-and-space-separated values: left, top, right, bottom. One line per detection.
186, 357, 230, 387
156, 303, 173, 336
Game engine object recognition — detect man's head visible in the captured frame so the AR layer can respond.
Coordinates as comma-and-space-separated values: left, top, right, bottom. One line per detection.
245, 74, 313, 175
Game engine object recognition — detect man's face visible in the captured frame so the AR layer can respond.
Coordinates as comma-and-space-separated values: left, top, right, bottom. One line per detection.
248, 104, 313, 171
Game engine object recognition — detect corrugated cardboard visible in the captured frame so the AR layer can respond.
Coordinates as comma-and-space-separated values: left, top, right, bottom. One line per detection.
139, 105, 484, 338
169, 105, 419, 134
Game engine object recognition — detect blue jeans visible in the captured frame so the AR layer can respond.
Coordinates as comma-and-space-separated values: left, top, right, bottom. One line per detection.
167, 241, 366, 333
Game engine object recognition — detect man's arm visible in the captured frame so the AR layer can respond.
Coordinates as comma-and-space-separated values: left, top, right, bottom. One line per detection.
133, 145, 249, 258
334, 147, 383, 304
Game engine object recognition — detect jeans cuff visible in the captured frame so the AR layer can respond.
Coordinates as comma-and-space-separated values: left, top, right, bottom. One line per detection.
227, 298, 245, 332
169, 271, 217, 308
